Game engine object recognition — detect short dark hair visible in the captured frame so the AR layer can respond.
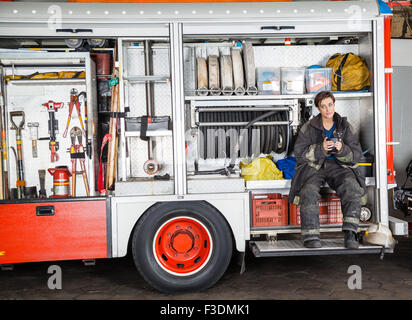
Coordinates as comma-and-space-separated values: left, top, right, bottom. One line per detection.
314, 91, 335, 108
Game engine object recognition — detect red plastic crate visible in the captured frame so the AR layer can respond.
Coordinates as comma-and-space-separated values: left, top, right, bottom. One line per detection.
289, 194, 343, 225
252, 193, 289, 227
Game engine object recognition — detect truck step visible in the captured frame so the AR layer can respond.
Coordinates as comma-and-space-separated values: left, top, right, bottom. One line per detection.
250, 239, 392, 258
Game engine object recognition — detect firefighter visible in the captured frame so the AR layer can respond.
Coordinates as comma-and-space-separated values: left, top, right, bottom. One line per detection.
289, 91, 367, 249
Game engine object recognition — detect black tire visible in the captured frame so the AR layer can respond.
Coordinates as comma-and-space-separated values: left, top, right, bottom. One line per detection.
131, 201, 233, 293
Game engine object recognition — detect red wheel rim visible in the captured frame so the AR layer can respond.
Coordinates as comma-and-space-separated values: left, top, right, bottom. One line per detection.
153, 216, 212, 276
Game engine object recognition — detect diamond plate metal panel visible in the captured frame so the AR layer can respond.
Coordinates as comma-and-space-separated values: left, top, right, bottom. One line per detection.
125, 46, 145, 76
253, 45, 360, 68
124, 46, 172, 117
128, 136, 173, 177
123, 43, 173, 178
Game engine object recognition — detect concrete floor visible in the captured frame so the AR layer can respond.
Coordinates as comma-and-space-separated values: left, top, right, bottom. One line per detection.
1, 234, 412, 300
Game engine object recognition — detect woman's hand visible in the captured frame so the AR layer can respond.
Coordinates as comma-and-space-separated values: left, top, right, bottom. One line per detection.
334, 140, 343, 152
322, 137, 334, 152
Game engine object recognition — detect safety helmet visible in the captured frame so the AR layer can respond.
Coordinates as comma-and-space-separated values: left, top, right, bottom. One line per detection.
363, 223, 396, 249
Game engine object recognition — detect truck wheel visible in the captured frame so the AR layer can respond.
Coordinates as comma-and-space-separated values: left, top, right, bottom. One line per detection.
132, 201, 233, 293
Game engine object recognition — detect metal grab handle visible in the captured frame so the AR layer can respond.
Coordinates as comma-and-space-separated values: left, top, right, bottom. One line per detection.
56, 29, 93, 33
36, 205, 55, 216
261, 26, 295, 31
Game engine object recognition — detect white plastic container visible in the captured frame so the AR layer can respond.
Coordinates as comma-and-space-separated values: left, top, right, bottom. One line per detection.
256, 67, 280, 95
281, 67, 305, 95
305, 68, 332, 93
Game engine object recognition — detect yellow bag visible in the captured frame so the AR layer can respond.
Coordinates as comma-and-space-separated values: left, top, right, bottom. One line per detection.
326, 53, 370, 91
240, 157, 284, 182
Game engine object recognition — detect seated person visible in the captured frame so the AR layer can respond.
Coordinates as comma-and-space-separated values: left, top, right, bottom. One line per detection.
289, 91, 366, 249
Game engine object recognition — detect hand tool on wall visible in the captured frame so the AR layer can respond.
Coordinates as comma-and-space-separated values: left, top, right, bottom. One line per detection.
63, 88, 85, 138
42, 100, 63, 163
38, 169, 47, 198
0, 78, 9, 199
70, 126, 90, 197
105, 43, 119, 192
27, 122, 39, 158
9, 111, 25, 199
76, 91, 92, 158
0, 95, 3, 200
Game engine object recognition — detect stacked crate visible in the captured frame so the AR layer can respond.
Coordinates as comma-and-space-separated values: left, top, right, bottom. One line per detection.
252, 193, 343, 227
289, 194, 343, 225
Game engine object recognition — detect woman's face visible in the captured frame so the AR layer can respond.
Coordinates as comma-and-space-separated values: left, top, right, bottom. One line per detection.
317, 97, 335, 120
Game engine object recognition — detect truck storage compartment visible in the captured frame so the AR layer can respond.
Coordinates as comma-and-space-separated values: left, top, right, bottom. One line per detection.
0, 198, 109, 264
0, 52, 98, 199
115, 39, 175, 195
183, 31, 378, 234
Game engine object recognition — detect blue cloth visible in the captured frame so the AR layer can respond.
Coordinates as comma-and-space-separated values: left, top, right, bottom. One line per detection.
276, 157, 296, 179
324, 121, 336, 160
377, 0, 392, 15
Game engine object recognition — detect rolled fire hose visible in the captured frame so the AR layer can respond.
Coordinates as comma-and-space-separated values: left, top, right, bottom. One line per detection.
208, 55, 221, 96
220, 55, 233, 96
243, 42, 258, 95
231, 48, 246, 96
197, 57, 208, 96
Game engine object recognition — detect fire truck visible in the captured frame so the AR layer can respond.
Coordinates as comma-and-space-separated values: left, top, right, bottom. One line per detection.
0, 0, 408, 293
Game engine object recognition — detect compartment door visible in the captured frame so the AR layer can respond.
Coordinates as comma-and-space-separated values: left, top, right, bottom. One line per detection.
0, 198, 109, 264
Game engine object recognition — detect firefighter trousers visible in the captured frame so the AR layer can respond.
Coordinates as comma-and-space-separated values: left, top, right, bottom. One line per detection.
299, 159, 364, 242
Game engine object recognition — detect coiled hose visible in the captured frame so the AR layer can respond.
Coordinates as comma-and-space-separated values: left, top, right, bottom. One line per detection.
200, 109, 289, 159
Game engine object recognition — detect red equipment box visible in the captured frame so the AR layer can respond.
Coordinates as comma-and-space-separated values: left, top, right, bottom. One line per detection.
252, 193, 289, 227
0, 198, 109, 264
289, 194, 343, 225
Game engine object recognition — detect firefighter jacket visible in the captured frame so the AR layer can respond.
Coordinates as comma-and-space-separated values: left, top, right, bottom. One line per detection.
288, 112, 367, 206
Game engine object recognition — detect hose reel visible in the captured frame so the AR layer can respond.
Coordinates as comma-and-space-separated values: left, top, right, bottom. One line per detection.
197, 109, 290, 160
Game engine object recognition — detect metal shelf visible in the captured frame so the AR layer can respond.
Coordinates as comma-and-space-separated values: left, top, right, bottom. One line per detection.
125, 130, 172, 137
250, 223, 373, 235
250, 239, 390, 258
185, 92, 372, 101
124, 75, 170, 83
7, 79, 86, 86
246, 177, 375, 190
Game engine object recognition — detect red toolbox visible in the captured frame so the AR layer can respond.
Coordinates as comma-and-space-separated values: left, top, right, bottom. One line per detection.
289, 194, 343, 225
252, 193, 289, 227
0, 198, 109, 264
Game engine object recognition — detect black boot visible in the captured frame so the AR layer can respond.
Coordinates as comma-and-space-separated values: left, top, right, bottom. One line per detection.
304, 239, 321, 248
344, 230, 359, 249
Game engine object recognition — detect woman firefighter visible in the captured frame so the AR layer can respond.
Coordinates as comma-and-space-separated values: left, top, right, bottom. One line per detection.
289, 91, 367, 249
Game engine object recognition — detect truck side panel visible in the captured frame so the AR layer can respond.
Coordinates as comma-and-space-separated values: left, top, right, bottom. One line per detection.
111, 193, 250, 258
0, 199, 108, 264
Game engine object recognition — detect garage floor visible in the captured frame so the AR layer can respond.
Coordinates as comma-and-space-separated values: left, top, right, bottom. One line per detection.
1, 231, 412, 300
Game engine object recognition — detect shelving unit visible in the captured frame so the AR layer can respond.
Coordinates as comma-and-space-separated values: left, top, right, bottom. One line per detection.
7, 79, 86, 86
185, 92, 372, 101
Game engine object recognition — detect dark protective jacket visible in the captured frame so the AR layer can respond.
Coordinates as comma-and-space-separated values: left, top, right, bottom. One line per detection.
288, 112, 367, 205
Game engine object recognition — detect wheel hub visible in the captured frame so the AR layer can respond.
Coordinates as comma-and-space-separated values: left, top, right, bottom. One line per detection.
154, 217, 212, 275
170, 230, 194, 253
